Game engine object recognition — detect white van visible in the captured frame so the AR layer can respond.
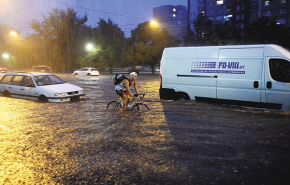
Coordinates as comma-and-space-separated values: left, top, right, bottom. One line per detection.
159, 44, 290, 111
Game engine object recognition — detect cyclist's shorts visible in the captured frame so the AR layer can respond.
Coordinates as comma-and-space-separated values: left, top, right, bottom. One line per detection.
116, 90, 129, 97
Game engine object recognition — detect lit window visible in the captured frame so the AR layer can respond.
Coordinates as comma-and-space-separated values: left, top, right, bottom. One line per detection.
280, 0, 286, 3
173, 14, 176, 17
277, 18, 286, 24
265, 1, 270, 6
173, 8, 176, 12
217, 0, 223, 5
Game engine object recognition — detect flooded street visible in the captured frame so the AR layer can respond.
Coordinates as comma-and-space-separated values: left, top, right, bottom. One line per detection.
1, 74, 290, 184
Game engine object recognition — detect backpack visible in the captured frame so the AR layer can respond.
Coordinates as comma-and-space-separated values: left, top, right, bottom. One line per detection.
113, 73, 130, 85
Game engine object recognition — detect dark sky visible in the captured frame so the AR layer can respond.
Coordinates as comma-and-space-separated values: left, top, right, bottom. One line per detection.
0, 0, 187, 37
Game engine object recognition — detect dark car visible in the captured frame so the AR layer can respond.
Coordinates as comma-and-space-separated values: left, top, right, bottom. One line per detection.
31, 66, 52, 73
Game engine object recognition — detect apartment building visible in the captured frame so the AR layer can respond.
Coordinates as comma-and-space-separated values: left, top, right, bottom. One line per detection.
153, 5, 188, 41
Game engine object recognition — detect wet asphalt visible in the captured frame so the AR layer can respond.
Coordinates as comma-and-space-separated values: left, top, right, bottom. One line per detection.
0, 73, 290, 185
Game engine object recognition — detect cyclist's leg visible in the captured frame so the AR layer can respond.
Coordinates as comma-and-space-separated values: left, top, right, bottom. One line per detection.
122, 92, 130, 109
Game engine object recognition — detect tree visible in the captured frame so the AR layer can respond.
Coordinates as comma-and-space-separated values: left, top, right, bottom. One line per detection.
29, 8, 90, 72
193, 13, 213, 45
244, 17, 290, 48
128, 21, 178, 74
93, 19, 126, 73
209, 22, 242, 45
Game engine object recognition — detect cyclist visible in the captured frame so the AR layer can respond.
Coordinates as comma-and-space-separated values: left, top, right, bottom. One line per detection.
114, 72, 140, 110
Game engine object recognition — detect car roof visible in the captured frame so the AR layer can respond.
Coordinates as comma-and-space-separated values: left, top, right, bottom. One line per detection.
4, 72, 52, 76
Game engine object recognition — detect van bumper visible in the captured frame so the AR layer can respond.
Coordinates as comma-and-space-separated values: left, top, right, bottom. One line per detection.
159, 88, 175, 100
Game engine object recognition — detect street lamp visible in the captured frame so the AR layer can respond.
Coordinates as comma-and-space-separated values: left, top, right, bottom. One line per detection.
150, 20, 159, 27
86, 43, 94, 67
2, 53, 10, 69
10, 31, 17, 37
2, 53, 10, 59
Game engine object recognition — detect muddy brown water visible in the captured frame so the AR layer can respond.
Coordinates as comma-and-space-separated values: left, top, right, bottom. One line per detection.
1, 74, 290, 184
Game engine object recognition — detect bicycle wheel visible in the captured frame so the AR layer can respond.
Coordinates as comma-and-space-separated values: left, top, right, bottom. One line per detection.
107, 101, 122, 110
131, 103, 150, 111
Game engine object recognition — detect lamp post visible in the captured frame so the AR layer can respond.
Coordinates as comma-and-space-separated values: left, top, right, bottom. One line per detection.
86, 43, 94, 67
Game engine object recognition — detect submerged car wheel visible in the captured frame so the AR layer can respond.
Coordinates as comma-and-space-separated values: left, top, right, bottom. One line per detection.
74, 73, 78, 76
3, 90, 11, 97
38, 95, 48, 103
174, 93, 189, 101
87, 73, 91, 76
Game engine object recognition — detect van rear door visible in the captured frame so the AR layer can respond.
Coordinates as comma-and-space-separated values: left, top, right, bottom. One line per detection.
264, 58, 290, 111
217, 48, 264, 103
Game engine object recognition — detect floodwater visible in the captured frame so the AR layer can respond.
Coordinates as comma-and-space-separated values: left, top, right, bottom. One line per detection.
1, 74, 290, 184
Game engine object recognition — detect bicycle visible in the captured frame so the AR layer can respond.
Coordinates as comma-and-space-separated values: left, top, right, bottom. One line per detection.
106, 94, 150, 111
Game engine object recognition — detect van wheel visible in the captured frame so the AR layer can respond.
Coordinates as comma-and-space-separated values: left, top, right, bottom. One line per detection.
3, 90, 11, 97
87, 73, 91, 76
74, 73, 78, 76
175, 93, 189, 101
38, 95, 48, 103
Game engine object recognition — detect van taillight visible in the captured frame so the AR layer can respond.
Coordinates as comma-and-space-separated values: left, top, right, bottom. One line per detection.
159, 73, 162, 88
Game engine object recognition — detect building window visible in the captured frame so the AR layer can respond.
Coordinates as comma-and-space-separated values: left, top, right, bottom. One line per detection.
278, 9, 286, 15
240, 23, 244, 28
241, 14, 244, 19
237, 5, 240, 11
241, 4, 245, 10
216, 16, 223, 20
277, 18, 286, 25
217, 9, 223, 13
217, 0, 223, 5
263, 10, 271, 16
210, 2, 213, 6
173, 8, 176, 12
173, 14, 176, 17
265, 1, 270, 6
236, 15, 240, 20
279, 0, 286, 3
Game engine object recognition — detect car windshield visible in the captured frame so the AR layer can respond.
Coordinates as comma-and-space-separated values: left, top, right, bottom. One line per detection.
33, 75, 65, 86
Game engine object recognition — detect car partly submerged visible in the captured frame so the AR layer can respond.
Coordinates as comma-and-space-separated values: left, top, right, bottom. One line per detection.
0, 72, 85, 102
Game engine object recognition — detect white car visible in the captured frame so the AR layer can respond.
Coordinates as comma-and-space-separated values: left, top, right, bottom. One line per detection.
0, 72, 85, 102
72, 67, 100, 76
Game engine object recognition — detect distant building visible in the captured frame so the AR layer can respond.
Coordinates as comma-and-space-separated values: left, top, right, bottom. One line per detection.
153, 5, 188, 41
189, 0, 290, 31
